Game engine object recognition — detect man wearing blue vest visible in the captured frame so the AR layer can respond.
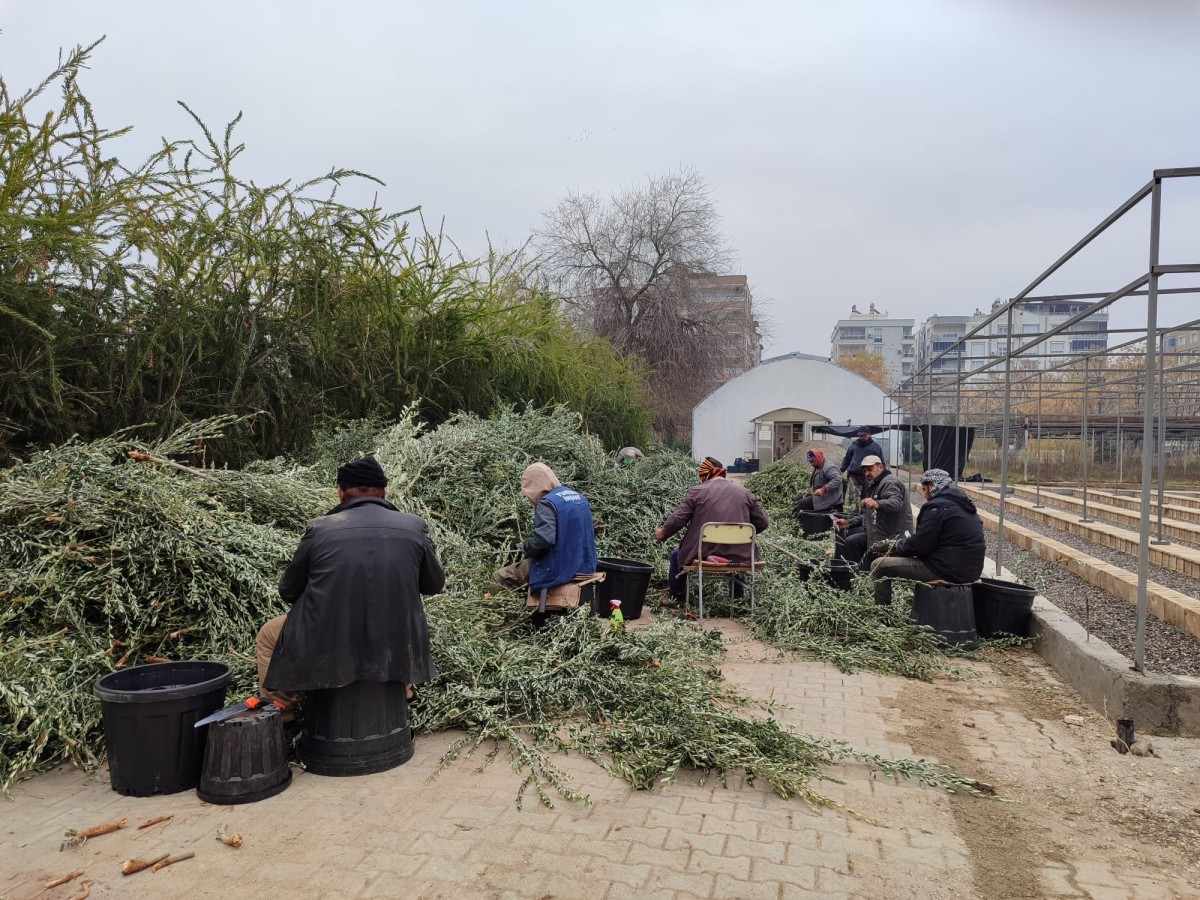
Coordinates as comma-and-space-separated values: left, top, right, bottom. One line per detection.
489, 462, 598, 594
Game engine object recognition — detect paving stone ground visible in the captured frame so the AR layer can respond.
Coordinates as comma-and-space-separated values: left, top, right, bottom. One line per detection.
2, 621, 1197, 900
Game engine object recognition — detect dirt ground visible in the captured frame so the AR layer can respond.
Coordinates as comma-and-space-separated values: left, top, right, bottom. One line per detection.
895, 651, 1200, 899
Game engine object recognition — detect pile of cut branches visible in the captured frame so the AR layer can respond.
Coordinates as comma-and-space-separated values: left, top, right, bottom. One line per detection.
1, 409, 989, 807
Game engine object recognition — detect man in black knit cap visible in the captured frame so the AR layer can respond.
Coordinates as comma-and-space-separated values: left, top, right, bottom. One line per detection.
256, 456, 445, 713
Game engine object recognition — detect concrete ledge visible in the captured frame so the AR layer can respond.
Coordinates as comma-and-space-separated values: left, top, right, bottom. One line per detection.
1052, 487, 1200, 525
1030, 598, 1200, 737
961, 482, 1200, 580
1001, 484, 1200, 541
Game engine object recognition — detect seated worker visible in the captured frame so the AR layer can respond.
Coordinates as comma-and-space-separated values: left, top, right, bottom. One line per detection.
489, 462, 597, 595
839, 426, 884, 496
257, 456, 445, 712
869, 468, 985, 605
793, 448, 844, 516
655, 456, 770, 606
834, 455, 911, 569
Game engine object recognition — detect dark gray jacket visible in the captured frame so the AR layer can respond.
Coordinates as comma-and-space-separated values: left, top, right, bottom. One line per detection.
808, 462, 844, 511
847, 469, 912, 546
265, 496, 445, 692
840, 437, 884, 475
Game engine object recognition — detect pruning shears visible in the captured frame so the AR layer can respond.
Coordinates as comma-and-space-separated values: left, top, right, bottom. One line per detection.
194, 696, 284, 728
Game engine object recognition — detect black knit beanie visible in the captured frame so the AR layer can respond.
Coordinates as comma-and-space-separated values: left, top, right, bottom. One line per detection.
336, 456, 388, 489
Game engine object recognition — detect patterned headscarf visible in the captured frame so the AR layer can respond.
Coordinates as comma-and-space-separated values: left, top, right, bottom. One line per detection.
806, 449, 825, 468
698, 456, 726, 483
920, 468, 953, 495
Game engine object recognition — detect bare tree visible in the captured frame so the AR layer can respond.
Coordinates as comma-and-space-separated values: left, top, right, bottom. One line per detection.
535, 168, 759, 440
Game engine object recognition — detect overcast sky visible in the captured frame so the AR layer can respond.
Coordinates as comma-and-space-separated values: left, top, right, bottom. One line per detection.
5, 0, 1200, 357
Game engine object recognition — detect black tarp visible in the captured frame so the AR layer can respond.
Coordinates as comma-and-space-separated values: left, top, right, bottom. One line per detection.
811, 424, 888, 438
920, 425, 975, 479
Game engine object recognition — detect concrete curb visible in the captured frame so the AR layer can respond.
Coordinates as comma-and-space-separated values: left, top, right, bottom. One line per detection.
977, 535, 1200, 737
1028, 598, 1200, 737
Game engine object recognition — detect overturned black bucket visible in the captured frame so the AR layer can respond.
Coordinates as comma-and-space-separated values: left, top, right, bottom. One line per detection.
799, 511, 834, 537
198, 705, 291, 804
94, 661, 231, 796
911, 583, 979, 650
299, 681, 413, 776
972, 578, 1035, 638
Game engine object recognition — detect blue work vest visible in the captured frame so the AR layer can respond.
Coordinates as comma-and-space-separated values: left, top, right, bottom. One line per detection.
529, 486, 598, 591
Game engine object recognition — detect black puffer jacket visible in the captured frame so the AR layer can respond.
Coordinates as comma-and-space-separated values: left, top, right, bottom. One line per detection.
893, 486, 985, 583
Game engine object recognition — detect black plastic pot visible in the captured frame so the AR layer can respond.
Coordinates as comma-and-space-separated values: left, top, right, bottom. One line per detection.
197, 704, 292, 804
796, 560, 815, 581
799, 511, 834, 537
823, 559, 854, 591
911, 583, 979, 650
595, 557, 653, 620
93, 661, 231, 796
299, 681, 412, 776
972, 578, 1035, 638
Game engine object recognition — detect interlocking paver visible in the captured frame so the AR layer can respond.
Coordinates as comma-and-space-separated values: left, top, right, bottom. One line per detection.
2, 618, 1198, 899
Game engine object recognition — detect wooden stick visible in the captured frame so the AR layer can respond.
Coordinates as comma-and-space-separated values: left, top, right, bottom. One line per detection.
122, 853, 169, 875
151, 850, 195, 872
45, 870, 84, 888
68, 881, 92, 900
62, 817, 127, 849
137, 814, 173, 830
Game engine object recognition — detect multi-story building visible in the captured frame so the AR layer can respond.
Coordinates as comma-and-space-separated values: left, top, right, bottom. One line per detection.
692, 274, 762, 380
829, 305, 915, 385
916, 300, 1110, 377
1164, 329, 1200, 352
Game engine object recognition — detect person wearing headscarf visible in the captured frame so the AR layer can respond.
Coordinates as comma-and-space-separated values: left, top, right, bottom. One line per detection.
489, 462, 597, 594
655, 456, 770, 605
792, 448, 844, 516
258, 456, 445, 713
868, 468, 985, 605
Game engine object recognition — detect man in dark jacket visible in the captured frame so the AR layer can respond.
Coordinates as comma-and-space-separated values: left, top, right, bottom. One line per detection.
257, 456, 445, 710
839, 427, 885, 495
489, 462, 597, 594
793, 449, 844, 515
869, 468, 985, 605
656, 456, 770, 604
834, 455, 912, 569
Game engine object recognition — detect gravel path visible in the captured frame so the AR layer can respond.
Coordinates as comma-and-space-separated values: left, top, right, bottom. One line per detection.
1027, 491, 1200, 552
972, 497, 1200, 677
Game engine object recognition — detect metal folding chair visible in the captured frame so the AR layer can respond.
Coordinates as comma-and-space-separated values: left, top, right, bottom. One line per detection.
682, 522, 763, 625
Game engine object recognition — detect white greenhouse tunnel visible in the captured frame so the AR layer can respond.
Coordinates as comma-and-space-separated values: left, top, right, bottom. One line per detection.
691, 352, 898, 468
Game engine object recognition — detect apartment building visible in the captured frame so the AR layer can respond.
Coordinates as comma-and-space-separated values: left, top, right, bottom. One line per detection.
829, 304, 916, 385
692, 274, 763, 380
916, 300, 1110, 377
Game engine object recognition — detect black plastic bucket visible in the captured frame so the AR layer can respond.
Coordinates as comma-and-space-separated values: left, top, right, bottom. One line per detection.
911, 583, 979, 650
799, 511, 834, 537
197, 705, 292, 804
823, 559, 854, 591
595, 557, 653, 620
299, 681, 412, 776
796, 560, 815, 581
972, 578, 1035, 638
93, 661, 231, 796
